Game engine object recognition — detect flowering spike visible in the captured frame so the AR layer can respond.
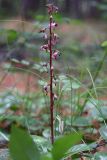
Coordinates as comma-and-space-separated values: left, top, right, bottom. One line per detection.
39, 3, 60, 144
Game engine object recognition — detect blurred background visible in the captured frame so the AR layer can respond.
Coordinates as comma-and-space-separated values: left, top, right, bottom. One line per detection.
0, 0, 105, 19
0, 0, 107, 94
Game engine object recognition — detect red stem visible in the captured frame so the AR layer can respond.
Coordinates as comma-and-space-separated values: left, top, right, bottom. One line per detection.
49, 15, 54, 144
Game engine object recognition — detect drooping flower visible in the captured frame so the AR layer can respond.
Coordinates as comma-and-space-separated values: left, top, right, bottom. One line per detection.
43, 84, 50, 95
49, 22, 58, 30
40, 44, 49, 52
52, 50, 60, 60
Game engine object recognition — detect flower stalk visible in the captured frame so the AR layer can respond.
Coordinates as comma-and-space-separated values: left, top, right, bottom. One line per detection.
49, 15, 54, 144
40, 3, 59, 144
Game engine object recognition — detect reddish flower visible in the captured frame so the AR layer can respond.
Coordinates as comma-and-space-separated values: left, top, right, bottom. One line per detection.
46, 4, 58, 14
43, 84, 50, 94
52, 50, 60, 60
40, 44, 49, 52
49, 22, 58, 30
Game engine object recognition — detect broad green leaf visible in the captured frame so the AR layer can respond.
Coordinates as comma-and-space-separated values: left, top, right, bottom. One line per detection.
95, 152, 107, 160
52, 132, 82, 160
99, 126, 107, 140
9, 126, 41, 160
101, 41, 107, 48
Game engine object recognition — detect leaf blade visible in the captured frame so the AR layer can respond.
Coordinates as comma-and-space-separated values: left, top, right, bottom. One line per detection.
9, 126, 41, 160
52, 132, 82, 160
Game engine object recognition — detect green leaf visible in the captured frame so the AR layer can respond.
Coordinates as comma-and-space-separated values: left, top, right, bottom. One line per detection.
9, 126, 41, 160
101, 41, 107, 48
99, 126, 107, 140
52, 132, 82, 160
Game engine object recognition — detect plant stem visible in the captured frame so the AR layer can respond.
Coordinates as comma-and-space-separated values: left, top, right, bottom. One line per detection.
49, 15, 54, 144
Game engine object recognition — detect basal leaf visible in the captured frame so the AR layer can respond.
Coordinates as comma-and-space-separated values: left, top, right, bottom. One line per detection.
52, 132, 82, 160
9, 126, 41, 160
